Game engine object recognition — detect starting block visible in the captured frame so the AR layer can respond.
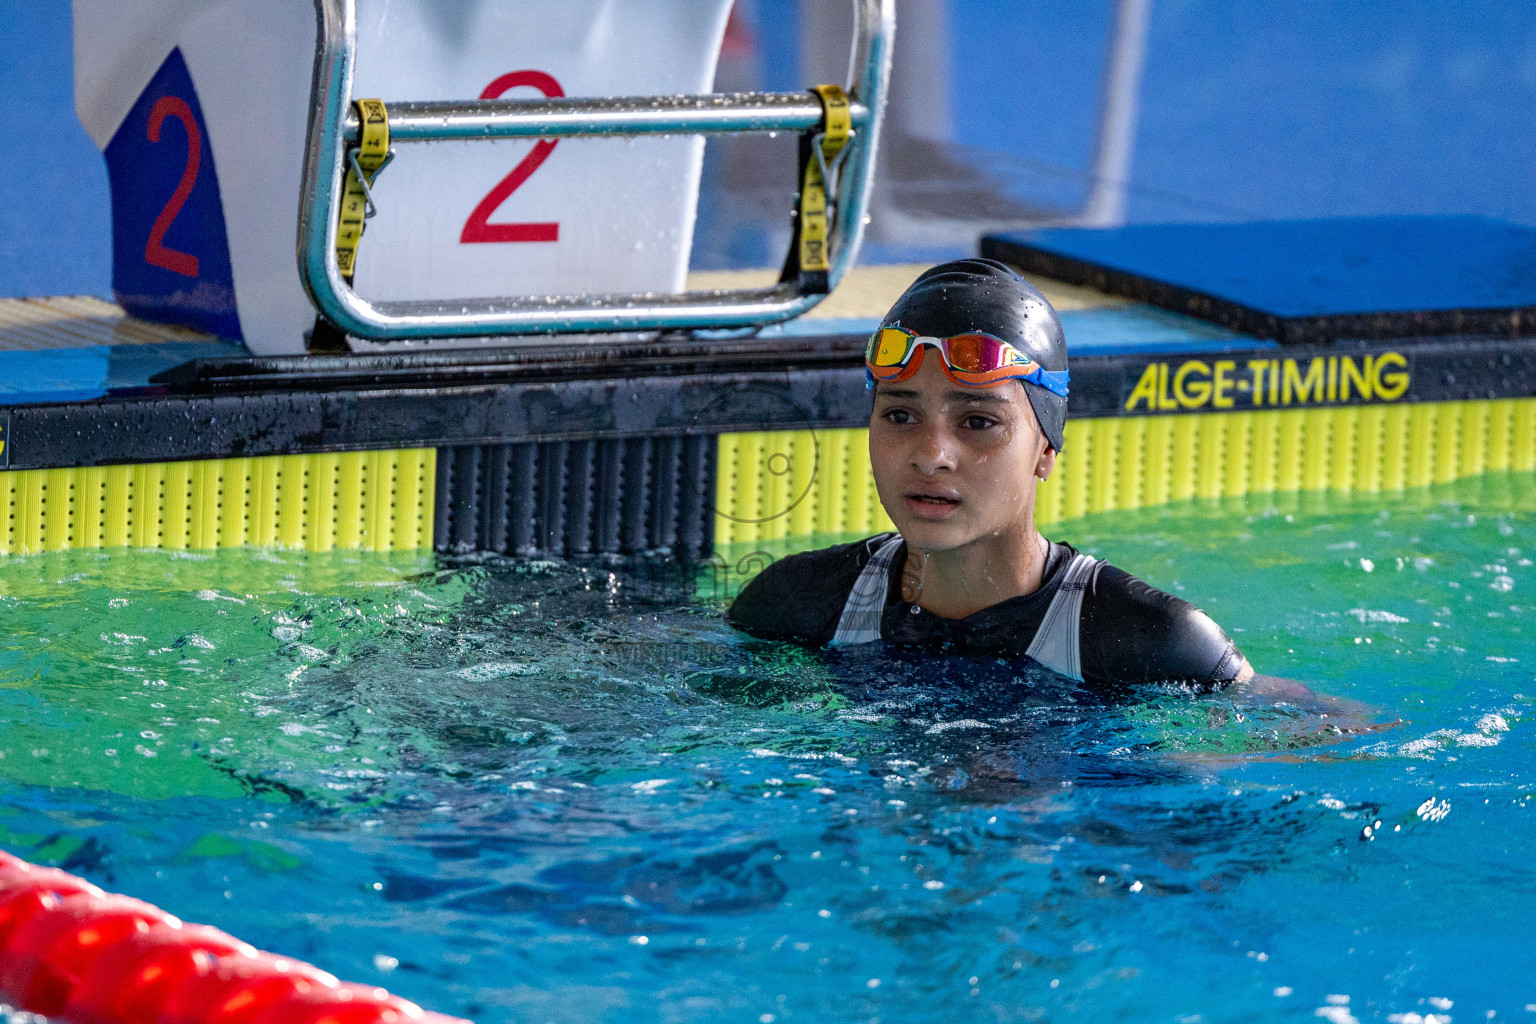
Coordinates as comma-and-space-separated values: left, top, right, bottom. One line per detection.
72, 0, 893, 354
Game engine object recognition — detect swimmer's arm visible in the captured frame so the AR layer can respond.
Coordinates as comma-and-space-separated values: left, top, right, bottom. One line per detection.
1226, 659, 1393, 734
1228, 660, 1318, 702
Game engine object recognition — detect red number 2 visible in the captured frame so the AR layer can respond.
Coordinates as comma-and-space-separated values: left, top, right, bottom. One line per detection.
144, 96, 201, 278
460, 70, 563, 244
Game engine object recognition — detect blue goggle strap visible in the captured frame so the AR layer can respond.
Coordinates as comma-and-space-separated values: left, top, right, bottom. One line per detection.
1026, 367, 1071, 398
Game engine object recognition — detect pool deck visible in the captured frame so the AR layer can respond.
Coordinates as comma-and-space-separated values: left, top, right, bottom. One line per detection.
0, 263, 1267, 410
0, 257, 1525, 472
0, 261, 1290, 469
4, 217, 1536, 557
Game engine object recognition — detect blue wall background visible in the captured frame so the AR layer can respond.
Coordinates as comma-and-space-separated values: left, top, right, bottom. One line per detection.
3, 1, 1535, 295
950, 0, 1536, 223
0, 4, 112, 297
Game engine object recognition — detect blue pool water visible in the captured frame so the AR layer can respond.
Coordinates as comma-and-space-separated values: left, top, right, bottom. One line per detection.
1, 477, 1534, 1021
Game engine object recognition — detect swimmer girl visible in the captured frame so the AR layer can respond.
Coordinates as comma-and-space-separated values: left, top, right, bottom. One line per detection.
732, 259, 1299, 695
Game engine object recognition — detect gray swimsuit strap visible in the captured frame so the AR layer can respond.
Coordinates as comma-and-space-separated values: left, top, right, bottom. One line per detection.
831, 538, 1101, 681
1023, 552, 1100, 681
830, 535, 905, 645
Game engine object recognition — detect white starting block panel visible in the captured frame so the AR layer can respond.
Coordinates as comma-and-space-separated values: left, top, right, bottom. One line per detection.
72, 0, 733, 355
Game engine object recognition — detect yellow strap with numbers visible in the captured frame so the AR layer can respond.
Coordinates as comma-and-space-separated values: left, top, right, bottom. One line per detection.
335, 98, 390, 282
796, 84, 852, 276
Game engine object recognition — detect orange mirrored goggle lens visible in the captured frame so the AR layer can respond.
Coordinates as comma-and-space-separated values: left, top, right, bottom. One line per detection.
943, 333, 1012, 373
869, 327, 915, 368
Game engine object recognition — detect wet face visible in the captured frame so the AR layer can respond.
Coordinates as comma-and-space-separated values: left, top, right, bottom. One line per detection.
869, 353, 1057, 552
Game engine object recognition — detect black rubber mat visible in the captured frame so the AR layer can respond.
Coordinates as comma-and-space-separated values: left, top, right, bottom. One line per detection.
434, 435, 714, 560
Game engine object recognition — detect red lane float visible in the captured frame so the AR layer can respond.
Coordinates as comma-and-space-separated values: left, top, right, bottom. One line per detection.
0, 849, 469, 1024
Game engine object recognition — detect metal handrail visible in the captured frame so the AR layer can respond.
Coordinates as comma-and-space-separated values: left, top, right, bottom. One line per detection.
343, 93, 873, 144
298, 0, 894, 343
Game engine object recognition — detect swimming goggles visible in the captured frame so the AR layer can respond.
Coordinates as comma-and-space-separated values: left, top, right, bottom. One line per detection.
865, 326, 1070, 396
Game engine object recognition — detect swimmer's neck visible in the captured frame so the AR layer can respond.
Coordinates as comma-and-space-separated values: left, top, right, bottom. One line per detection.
903, 521, 1050, 620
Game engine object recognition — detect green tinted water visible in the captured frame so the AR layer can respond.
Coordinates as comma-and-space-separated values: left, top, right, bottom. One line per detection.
0, 475, 1532, 1021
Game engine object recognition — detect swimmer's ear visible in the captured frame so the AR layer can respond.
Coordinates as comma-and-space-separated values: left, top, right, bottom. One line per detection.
1035, 446, 1058, 482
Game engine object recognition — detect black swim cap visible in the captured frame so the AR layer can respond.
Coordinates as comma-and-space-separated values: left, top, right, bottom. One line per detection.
878, 258, 1069, 452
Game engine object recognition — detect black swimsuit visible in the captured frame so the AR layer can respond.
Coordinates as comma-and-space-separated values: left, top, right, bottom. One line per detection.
728, 534, 1247, 690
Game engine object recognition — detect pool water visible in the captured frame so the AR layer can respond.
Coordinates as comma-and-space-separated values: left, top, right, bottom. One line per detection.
1, 475, 1534, 1022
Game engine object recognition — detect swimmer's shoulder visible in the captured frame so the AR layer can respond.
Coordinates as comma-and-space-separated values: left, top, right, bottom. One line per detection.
728, 533, 898, 643
1077, 557, 1246, 688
